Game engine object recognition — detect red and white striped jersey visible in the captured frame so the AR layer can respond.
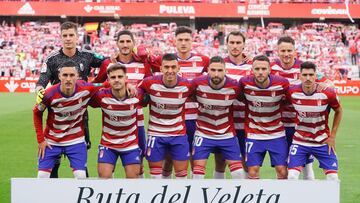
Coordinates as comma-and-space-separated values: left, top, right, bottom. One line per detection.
93, 58, 153, 127
152, 53, 209, 120
33, 80, 99, 146
224, 56, 252, 130
90, 88, 144, 151
138, 75, 193, 137
270, 59, 327, 127
193, 75, 239, 139
239, 75, 289, 140
271, 59, 302, 127
287, 85, 341, 147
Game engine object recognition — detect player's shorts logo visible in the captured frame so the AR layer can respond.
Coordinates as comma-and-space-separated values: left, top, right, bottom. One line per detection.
99, 150, 104, 158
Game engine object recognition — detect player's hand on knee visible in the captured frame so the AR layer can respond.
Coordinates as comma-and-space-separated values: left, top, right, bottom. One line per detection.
38, 141, 52, 159
36, 87, 45, 104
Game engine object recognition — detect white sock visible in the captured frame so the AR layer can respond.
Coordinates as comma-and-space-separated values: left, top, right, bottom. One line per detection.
288, 169, 300, 180
230, 169, 246, 179
192, 174, 205, 179
326, 173, 339, 181
73, 170, 87, 179
303, 163, 315, 180
151, 174, 162, 179
37, 171, 50, 178
214, 171, 225, 179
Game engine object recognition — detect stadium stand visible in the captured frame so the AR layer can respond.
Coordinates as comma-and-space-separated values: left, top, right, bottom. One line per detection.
0, 21, 358, 80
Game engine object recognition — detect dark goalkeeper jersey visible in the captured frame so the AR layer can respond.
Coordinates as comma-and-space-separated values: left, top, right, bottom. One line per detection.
36, 48, 106, 88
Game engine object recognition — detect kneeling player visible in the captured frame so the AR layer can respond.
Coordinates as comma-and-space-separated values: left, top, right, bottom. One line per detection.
191, 56, 245, 179
90, 64, 143, 178
287, 62, 343, 180
33, 61, 100, 178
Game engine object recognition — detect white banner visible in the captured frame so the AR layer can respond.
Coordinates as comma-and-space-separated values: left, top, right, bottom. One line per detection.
11, 178, 339, 203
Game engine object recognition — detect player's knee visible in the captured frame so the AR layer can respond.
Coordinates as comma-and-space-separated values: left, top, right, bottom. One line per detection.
288, 169, 300, 180
73, 170, 87, 179
37, 170, 51, 178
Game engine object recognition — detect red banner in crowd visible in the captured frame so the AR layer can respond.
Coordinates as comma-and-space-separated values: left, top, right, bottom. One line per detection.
0, 2, 359, 19
1, 77, 359, 96
334, 80, 360, 96
0, 77, 38, 93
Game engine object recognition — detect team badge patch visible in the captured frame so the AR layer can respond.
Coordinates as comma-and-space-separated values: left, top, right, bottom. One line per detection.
178, 92, 183, 99
40, 63, 47, 73
130, 104, 134, 110
99, 150, 104, 158
271, 91, 276, 97
225, 94, 229, 100
317, 100, 322, 106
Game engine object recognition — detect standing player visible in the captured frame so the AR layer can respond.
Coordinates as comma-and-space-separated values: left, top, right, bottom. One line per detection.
35, 21, 108, 178
90, 64, 143, 179
92, 30, 154, 177
270, 36, 333, 179
150, 26, 209, 178
33, 60, 99, 178
191, 56, 245, 179
239, 55, 289, 179
287, 62, 342, 180
213, 31, 253, 179
138, 53, 193, 179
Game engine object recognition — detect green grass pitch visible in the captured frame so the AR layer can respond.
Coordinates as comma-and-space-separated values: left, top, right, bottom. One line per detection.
0, 93, 359, 202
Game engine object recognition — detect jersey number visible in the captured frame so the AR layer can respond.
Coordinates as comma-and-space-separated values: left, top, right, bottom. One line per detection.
194, 136, 203, 147
246, 142, 254, 153
290, 145, 298, 155
147, 136, 156, 148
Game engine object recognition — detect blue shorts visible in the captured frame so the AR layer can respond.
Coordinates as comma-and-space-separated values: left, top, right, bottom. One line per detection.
192, 136, 241, 161
98, 145, 141, 166
236, 130, 246, 157
285, 127, 314, 164
246, 137, 288, 167
145, 135, 189, 162
288, 144, 338, 171
38, 142, 87, 171
186, 120, 196, 150
137, 126, 146, 156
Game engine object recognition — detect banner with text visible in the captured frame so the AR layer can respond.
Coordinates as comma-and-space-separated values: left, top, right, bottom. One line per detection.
0, 77, 38, 93
11, 178, 339, 203
0, 2, 359, 18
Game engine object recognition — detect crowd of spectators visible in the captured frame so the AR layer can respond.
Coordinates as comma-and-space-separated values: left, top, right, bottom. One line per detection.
0, 21, 359, 80
1, 0, 360, 3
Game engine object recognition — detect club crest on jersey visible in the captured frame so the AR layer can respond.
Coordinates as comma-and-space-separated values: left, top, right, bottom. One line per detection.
40, 63, 47, 73
135, 68, 139, 74
225, 94, 229, 100
317, 100, 322, 106
130, 104, 134, 110
178, 92, 183, 99
192, 62, 197, 68
78, 98, 82, 104
79, 63, 84, 71
271, 91, 276, 97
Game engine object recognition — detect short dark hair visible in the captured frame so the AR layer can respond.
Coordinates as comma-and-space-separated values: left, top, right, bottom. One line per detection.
175, 26, 192, 37
226, 31, 246, 43
162, 53, 178, 62
300, 61, 316, 72
59, 60, 79, 72
253, 55, 270, 64
277, 36, 295, 45
107, 64, 127, 75
209, 56, 225, 65
60, 21, 78, 32
116, 30, 135, 42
